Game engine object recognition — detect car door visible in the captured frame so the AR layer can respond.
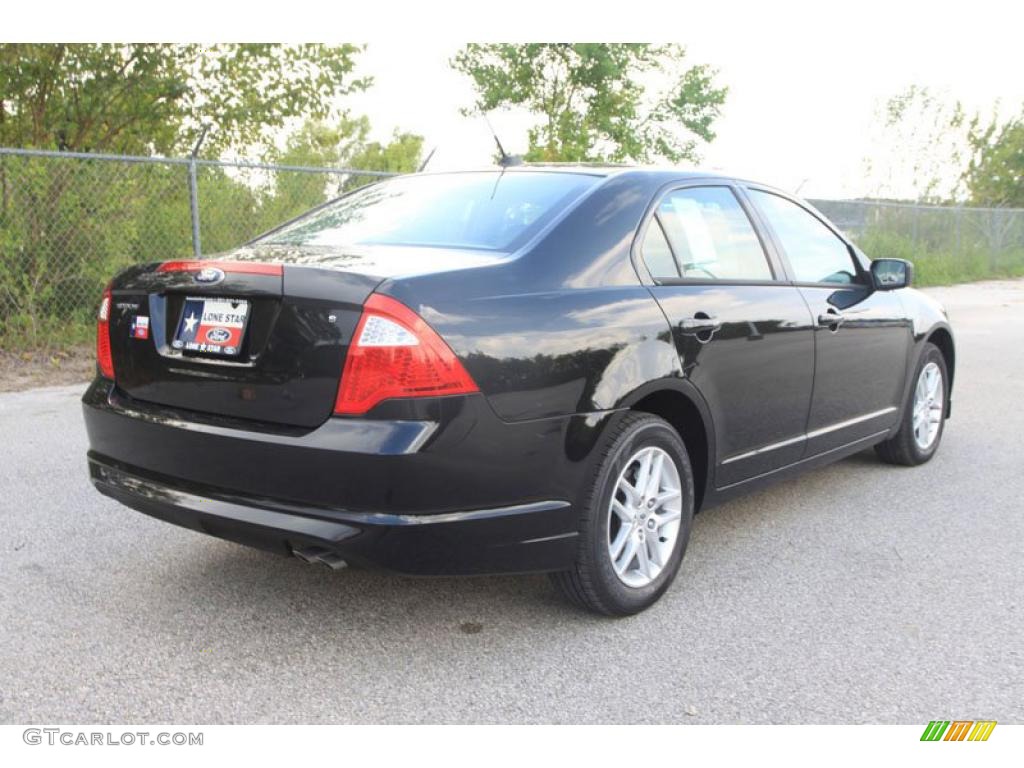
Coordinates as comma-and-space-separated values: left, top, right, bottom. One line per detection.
636, 183, 816, 488
744, 187, 911, 456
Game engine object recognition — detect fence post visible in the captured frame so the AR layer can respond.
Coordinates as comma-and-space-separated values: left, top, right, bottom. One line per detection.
991, 208, 1006, 271
955, 206, 962, 255
187, 126, 210, 258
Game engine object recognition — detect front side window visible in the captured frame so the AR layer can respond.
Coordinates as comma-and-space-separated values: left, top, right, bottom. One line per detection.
748, 190, 859, 284
263, 171, 601, 252
650, 187, 772, 281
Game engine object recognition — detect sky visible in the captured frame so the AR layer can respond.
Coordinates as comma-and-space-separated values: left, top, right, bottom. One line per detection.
342, 6, 1022, 199
7, 0, 1018, 200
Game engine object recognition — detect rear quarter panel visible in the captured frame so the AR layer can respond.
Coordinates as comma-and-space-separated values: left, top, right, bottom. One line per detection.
380, 171, 685, 422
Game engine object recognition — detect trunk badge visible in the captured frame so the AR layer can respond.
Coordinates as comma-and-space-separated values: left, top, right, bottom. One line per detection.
194, 267, 226, 285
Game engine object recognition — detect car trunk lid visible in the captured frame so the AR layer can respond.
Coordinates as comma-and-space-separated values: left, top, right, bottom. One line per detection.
107, 255, 380, 429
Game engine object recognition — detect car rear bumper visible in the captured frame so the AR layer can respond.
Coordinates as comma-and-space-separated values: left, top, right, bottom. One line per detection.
88, 454, 576, 574
82, 379, 602, 575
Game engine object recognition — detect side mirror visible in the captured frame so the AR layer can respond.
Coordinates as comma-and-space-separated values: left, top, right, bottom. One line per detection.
871, 258, 913, 290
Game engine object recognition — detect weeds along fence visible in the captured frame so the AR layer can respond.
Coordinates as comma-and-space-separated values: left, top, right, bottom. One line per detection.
0, 146, 397, 351
1, 145, 1023, 353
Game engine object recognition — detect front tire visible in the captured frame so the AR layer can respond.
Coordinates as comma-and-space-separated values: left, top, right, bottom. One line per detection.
550, 413, 695, 616
875, 342, 948, 466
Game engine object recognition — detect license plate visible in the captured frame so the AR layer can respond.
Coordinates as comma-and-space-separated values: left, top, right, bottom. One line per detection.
172, 296, 250, 357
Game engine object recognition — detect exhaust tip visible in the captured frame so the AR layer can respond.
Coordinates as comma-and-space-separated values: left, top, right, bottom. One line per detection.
292, 546, 348, 571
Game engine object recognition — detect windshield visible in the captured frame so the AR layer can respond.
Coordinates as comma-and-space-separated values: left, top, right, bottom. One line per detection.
262, 171, 601, 252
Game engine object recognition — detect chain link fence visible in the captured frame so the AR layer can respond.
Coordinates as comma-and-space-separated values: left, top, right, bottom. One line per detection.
0, 147, 396, 352
1, 145, 1023, 353
809, 198, 1024, 284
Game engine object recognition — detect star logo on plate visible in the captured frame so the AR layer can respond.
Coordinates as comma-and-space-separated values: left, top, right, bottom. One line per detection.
183, 312, 198, 333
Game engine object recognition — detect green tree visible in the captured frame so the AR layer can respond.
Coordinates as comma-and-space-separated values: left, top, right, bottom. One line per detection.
451, 43, 726, 163
346, 128, 425, 176
963, 109, 1024, 207
272, 115, 422, 172
0, 44, 369, 156
262, 117, 424, 223
343, 125, 425, 191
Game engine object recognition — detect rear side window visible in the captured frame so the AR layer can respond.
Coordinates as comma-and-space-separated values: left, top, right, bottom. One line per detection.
263, 171, 600, 252
649, 187, 772, 281
640, 219, 680, 279
748, 190, 859, 284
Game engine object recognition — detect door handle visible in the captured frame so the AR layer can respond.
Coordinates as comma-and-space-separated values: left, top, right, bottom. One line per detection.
818, 309, 845, 328
680, 314, 722, 335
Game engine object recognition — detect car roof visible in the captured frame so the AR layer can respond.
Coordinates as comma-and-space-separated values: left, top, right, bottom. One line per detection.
412, 164, 741, 184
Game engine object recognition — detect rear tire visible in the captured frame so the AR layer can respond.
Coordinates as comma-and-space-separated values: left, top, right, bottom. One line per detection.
875, 342, 948, 466
550, 413, 695, 616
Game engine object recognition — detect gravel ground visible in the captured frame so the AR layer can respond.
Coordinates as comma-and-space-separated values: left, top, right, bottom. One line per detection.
0, 281, 1021, 724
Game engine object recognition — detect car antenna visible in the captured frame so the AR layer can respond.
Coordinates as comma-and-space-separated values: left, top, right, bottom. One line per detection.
484, 114, 522, 168
417, 146, 437, 173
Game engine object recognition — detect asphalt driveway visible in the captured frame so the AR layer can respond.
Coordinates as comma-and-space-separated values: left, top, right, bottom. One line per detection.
1, 280, 1021, 724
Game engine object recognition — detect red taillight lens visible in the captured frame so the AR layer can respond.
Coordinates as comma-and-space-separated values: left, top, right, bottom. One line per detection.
96, 284, 115, 380
156, 260, 283, 276
334, 294, 478, 416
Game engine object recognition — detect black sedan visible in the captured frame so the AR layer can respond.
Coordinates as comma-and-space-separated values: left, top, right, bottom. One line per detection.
83, 168, 955, 615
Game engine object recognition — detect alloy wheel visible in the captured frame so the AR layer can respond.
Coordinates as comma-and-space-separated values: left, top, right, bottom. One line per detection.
913, 361, 944, 450
607, 446, 683, 588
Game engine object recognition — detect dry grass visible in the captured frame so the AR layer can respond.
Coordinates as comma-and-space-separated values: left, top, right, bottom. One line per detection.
0, 344, 94, 392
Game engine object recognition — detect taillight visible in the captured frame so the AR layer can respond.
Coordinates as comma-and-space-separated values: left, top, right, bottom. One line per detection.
334, 294, 478, 415
96, 284, 115, 380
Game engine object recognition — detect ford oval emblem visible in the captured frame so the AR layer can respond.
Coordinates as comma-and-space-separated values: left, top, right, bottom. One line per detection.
206, 327, 232, 343
194, 267, 225, 285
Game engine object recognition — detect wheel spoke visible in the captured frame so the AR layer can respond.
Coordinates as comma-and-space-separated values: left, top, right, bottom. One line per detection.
653, 508, 681, 529
633, 451, 654, 499
636, 537, 652, 578
647, 535, 663, 569
644, 451, 664, 499
615, 536, 639, 575
611, 498, 633, 522
655, 488, 681, 507
609, 524, 631, 559
617, 477, 639, 505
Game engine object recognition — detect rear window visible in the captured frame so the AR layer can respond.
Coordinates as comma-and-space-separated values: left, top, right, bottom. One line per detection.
262, 171, 601, 252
